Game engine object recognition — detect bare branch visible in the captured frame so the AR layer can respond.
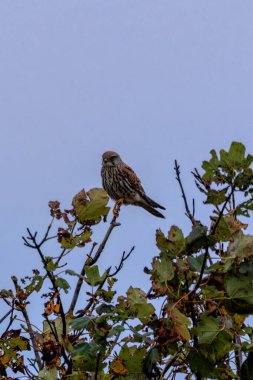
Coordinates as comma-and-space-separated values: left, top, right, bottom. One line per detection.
0, 309, 13, 325
109, 246, 135, 277
68, 243, 97, 313
159, 353, 178, 379
1, 301, 16, 337
68, 211, 121, 314
12, 276, 43, 371
175, 160, 196, 225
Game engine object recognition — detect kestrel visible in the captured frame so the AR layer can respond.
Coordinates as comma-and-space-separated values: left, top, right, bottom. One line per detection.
101, 151, 165, 218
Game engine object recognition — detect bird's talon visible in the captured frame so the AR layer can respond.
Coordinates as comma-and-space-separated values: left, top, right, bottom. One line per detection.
113, 207, 119, 217
113, 199, 124, 218
116, 199, 124, 206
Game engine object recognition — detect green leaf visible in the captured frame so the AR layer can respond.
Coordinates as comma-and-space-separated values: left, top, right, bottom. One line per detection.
227, 231, 253, 259
202, 285, 224, 300
60, 229, 92, 249
188, 253, 205, 272
119, 345, 146, 376
70, 316, 93, 330
143, 348, 160, 376
185, 224, 209, 252
202, 149, 221, 182
25, 275, 43, 294
108, 324, 124, 337
45, 257, 58, 271
7, 336, 30, 351
72, 188, 110, 224
73, 342, 100, 357
96, 303, 114, 315
206, 330, 233, 362
193, 316, 220, 344
38, 367, 58, 380
213, 216, 233, 241
225, 271, 253, 305
127, 287, 155, 323
239, 262, 253, 274
72, 342, 104, 372
55, 277, 70, 293
237, 198, 253, 217
65, 269, 78, 276
188, 351, 214, 377
152, 256, 174, 283
205, 187, 228, 205
85, 265, 106, 286
228, 141, 246, 169
156, 226, 185, 257
43, 317, 71, 341
241, 352, 253, 380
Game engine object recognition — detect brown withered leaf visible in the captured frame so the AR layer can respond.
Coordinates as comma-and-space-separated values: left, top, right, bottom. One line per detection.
57, 228, 71, 243
1, 329, 21, 340
42, 339, 62, 367
12, 356, 26, 374
48, 201, 62, 219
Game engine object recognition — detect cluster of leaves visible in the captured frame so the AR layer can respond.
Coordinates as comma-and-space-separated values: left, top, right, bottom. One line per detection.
1, 142, 253, 380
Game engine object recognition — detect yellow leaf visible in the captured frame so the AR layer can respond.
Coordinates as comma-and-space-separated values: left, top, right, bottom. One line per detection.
109, 358, 128, 375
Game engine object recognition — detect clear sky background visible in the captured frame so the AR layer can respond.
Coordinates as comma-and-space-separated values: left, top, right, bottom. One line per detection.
1, 1, 253, 377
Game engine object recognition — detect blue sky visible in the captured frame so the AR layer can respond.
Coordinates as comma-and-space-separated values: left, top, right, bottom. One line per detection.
1, 1, 253, 377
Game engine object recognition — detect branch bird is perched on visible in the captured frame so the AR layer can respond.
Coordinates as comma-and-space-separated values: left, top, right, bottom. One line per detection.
101, 151, 166, 218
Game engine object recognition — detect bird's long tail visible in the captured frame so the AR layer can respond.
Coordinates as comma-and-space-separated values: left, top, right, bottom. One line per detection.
142, 194, 166, 210
140, 202, 165, 218
136, 194, 166, 218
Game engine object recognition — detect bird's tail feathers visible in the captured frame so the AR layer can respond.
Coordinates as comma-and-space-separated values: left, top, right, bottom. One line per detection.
139, 202, 165, 218
142, 194, 166, 210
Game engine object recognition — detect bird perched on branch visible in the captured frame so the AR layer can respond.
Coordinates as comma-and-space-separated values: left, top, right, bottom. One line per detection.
101, 151, 165, 218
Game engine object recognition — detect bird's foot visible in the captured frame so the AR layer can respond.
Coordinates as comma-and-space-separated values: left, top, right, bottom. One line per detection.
113, 199, 124, 217
116, 199, 124, 207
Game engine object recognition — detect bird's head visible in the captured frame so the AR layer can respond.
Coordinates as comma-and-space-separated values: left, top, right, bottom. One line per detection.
102, 151, 122, 167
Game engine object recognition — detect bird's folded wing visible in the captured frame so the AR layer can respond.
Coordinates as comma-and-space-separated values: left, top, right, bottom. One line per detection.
122, 164, 145, 193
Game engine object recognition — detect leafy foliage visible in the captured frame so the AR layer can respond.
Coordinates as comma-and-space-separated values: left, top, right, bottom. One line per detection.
1, 143, 253, 379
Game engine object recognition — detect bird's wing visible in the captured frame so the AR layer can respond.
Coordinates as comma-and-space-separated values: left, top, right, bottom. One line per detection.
122, 164, 145, 193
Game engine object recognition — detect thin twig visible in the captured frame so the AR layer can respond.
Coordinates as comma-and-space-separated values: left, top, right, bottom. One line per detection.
88, 219, 121, 267
174, 160, 196, 225
25, 229, 67, 334
38, 217, 55, 247
109, 246, 135, 277
12, 276, 43, 371
75, 245, 134, 316
94, 351, 101, 380
68, 243, 97, 313
193, 247, 209, 293
0, 309, 13, 325
22, 228, 71, 367
234, 333, 242, 374
69, 210, 121, 314
159, 353, 178, 379
1, 302, 16, 337
105, 321, 125, 360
